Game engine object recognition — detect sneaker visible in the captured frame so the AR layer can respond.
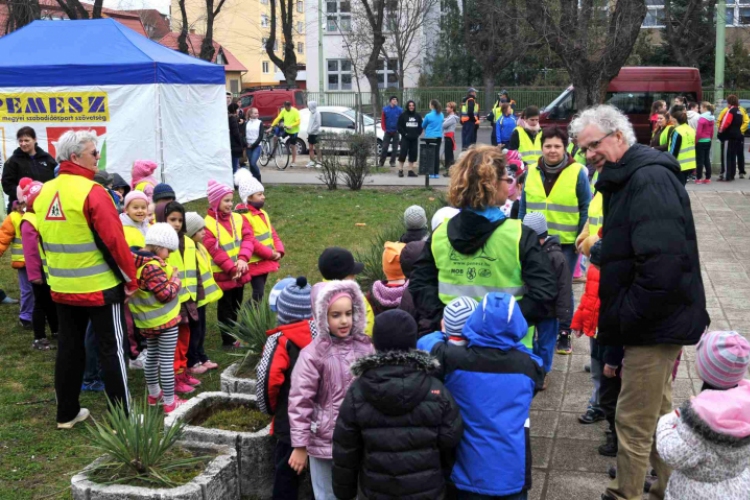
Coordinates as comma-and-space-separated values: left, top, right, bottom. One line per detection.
1, 296, 18, 304
584, 363, 591, 373
175, 379, 195, 394
398, 170, 404, 178
556, 331, 572, 355
129, 358, 144, 370
164, 396, 188, 414
305, 161, 315, 168
201, 360, 219, 370
181, 372, 201, 386
430, 174, 440, 179
443, 170, 451, 178
389, 162, 396, 168
598, 432, 618, 457
32, 338, 54, 351
20, 319, 32, 330
82, 380, 105, 392
147, 391, 163, 406
57, 408, 90, 429
578, 406, 606, 424
189, 363, 209, 375
408, 171, 418, 178
704, 179, 711, 184
601, 494, 617, 500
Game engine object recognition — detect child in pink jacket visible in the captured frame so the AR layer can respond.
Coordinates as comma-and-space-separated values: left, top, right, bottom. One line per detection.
131, 160, 159, 201
287, 280, 374, 499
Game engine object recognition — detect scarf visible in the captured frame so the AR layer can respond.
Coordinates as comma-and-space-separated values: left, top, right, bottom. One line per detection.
541, 153, 569, 175
371, 280, 408, 308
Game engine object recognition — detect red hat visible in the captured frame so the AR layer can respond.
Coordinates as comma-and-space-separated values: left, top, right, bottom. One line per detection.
24, 181, 44, 211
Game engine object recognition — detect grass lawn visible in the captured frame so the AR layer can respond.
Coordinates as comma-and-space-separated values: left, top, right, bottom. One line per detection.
0, 185, 440, 499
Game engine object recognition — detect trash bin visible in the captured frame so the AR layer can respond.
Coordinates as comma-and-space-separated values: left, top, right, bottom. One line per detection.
419, 140, 438, 175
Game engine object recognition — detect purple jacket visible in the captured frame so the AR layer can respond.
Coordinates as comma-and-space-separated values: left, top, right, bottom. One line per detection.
288, 280, 374, 459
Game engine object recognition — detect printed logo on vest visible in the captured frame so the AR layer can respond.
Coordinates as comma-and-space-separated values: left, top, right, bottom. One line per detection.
479, 268, 492, 278
467, 267, 476, 281
45, 192, 66, 221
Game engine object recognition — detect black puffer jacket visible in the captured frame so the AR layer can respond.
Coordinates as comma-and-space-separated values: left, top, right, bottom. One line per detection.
596, 144, 709, 347
541, 235, 572, 322
332, 350, 463, 500
1, 145, 57, 208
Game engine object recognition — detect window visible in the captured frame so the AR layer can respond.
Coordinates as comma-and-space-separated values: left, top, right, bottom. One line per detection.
261, 0, 268, 4
297, 42, 304, 54
605, 92, 650, 115
297, 1, 303, 12
643, 0, 665, 27
262, 37, 268, 49
321, 112, 354, 129
545, 89, 575, 120
376, 58, 399, 89
327, 59, 352, 90
262, 61, 270, 73
261, 13, 269, 27
327, 0, 351, 31
230, 79, 240, 93
739, 5, 750, 25
297, 21, 304, 33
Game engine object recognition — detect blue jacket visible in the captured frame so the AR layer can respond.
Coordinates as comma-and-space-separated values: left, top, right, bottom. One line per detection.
417, 293, 544, 497
422, 110, 444, 139
381, 105, 403, 133
495, 114, 517, 145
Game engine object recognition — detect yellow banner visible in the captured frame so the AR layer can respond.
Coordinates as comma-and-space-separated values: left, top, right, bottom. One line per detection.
0, 92, 110, 123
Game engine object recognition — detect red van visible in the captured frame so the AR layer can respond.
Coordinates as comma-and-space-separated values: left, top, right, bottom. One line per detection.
540, 67, 702, 144
239, 89, 307, 124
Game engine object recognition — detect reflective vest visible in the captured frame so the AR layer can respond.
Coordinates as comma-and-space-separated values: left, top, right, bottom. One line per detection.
129, 259, 181, 329
167, 235, 197, 303
492, 103, 503, 122
515, 126, 542, 166
671, 123, 697, 172
134, 181, 151, 193
431, 219, 533, 349
660, 125, 674, 147
123, 225, 145, 249
205, 213, 244, 274
566, 143, 587, 167
590, 170, 599, 191
9, 211, 24, 264
588, 191, 603, 236
460, 97, 479, 124
35, 175, 121, 294
242, 209, 276, 264
525, 163, 585, 245
21, 212, 48, 280
196, 243, 223, 307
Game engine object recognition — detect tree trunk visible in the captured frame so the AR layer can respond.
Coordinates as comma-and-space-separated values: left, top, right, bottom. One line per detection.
571, 71, 609, 109
91, 0, 103, 18
177, 0, 189, 54
483, 74, 494, 117
5, 0, 40, 34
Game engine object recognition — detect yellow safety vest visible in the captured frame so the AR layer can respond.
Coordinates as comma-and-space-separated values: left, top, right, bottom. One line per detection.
566, 143, 587, 167
525, 163, 585, 245
123, 225, 145, 249
660, 125, 674, 147
21, 211, 48, 280
9, 211, 24, 264
590, 170, 599, 191
515, 126, 542, 166
242, 209, 276, 264
205, 213, 244, 274
167, 235, 197, 304
34, 175, 121, 294
460, 97, 479, 124
492, 103, 503, 122
134, 180, 151, 192
129, 259, 181, 329
588, 191, 603, 237
671, 123, 697, 172
196, 242, 223, 307
431, 219, 533, 350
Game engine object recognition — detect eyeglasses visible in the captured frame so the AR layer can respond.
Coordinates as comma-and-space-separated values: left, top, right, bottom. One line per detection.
579, 131, 614, 156
499, 177, 514, 184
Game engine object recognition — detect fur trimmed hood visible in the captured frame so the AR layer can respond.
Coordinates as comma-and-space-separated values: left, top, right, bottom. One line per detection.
312, 280, 368, 340
681, 400, 750, 448
351, 349, 438, 376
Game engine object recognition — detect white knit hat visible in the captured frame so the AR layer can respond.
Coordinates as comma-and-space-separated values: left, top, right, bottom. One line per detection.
239, 177, 264, 202
145, 223, 179, 251
522, 212, 548, 237
431, 206, 460, 232
234, 167, 253, 187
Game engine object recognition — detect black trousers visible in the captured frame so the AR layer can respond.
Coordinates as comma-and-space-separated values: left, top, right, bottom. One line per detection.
424, 138, 442, 175
55, 302, 129, 423
32, 283, 58, 340
251, 273, 268, 303
696, 141, 711, 180
273, 439, 301, 499
188, 306, 208, 366
444, 136, 455, 171
380, 131, 399, 165
599, 370, 623, 434
727, 138, 745, 180
217, 286, 244, 345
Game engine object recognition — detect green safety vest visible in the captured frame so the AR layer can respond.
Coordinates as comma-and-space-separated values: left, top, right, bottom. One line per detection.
492, 103, 503, 122
242, 209, 276, 264
588, 191, 603, 236
515, 126, 542, 166
671, 123, 697, 172
21, 211, 48, 280
590, 170, 599, 191
129, 259, 181, 329
9, 211, 24, 264
525, 163, 585, 245
660, 125, 674, 147
431, 219, 533, 349
566, 143, 587, 167
167, 235, 197, 304
460, 98, 479, 123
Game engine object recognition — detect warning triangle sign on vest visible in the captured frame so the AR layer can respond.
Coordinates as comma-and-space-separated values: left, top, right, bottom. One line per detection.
45, 192, 66, 221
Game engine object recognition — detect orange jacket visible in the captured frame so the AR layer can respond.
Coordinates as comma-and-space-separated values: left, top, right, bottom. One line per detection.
570, 264, 599, 337
0, 213, 24, 269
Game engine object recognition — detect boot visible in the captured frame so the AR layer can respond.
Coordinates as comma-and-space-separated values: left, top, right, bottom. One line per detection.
598, 430, 618, 457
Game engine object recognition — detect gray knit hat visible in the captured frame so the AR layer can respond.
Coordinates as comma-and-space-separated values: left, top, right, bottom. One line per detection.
277, 276, 313, 325
523, 212, 548, 238
404, 205, 427, 230
184, 212, 206, 238
443, 296, 478, 338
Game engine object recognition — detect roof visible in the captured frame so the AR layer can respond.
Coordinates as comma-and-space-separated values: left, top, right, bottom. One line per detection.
0, 18, 225, 87
158, 32, 247, 72
122, 9, 170, 40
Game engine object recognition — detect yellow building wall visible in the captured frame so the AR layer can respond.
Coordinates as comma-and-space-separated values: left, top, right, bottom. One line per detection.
171, 0, 307, 89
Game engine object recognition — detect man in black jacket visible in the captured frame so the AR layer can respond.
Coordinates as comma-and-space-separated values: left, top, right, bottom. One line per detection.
332, 310, 463, 500
2, 126, 57, 211
571, 105, 709, 500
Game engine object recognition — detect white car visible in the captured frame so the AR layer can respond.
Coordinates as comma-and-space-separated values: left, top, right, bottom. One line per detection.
295, 106, 390, 157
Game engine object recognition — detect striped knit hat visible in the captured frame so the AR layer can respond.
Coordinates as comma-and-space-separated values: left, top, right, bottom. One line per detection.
523, 212, 548, 239
207, 179, 233, 211
443, 296, 479, 342
696, 331, 750, 389
276, 276, 313, 326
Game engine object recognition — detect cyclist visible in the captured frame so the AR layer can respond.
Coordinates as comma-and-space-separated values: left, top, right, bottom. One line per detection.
270, 101, 301, 167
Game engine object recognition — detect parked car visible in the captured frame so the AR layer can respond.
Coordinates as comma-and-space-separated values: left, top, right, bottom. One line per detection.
541, 67, 702, 144
239, 89, 307, 124
295, 106, 390, 157
718, 99, 750, 137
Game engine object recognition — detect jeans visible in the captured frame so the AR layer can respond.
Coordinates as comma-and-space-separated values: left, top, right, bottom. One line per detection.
589, 337, 603, 407
380, 131, 399, 165
559, 244, 577, 331
696, 141, 711, 180
309, 456, 335, 500
82, 321, 101, 385
231, 155, 241, 174
461, 122, 474, 150
247, 147, 262, 181
18, 268, 33, 322
534, 318, 558, 372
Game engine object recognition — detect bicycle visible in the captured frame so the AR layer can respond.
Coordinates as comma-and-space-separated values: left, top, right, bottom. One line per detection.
258, 126, 291, 170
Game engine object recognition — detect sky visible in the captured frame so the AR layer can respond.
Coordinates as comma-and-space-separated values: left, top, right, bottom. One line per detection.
99, 0, 170, 15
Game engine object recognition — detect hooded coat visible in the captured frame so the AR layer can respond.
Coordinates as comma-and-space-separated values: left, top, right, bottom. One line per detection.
288, 280, 374, 459
111, 173, 131, 197
596, 144, 709, 347
417, 293, 545, 497
1, 145, 57, 208
332, 350, 463, 500
308, 101, 322, 136
398, 101, 423, 140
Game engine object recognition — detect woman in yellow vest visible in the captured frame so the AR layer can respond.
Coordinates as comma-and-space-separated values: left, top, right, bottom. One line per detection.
409, 145, 558, 345
119, 191, 149, 248
650, 111, 675, 153
130, 223, 185, 414
508, 106, 543, 167
518, 126, 592, 355
668, 105, 697, 186
236, 177, 285, 303
0, 182, 33, 330
130, 160, 158, 201
184, 212, 223, 374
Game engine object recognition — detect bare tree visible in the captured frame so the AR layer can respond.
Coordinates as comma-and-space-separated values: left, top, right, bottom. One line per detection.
265, 0, 299, 87
176, 0, 190, 54
663, 0, 715, 68
3, 0, 41, 34
358, 0, 387, 111
199, 0, 228, 61
383, 0, 439, 89
53, 0, 104, 19
525, 0, 647, 109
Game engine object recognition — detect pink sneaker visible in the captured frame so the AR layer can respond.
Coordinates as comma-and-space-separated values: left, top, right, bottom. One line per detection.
182, 372, 201, 386
201, 360, 219, 370
189, 363, 209, 375
147, 390, 163, 406
164, 396, 188, 414
704, 179, 711, 184
175, 378, 195, 394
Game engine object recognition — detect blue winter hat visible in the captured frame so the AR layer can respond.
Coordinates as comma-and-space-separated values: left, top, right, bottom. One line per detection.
276, 277, 313, 325
269, 277, 296, 312
152, 183, 176, 202
443, 296, 478, 338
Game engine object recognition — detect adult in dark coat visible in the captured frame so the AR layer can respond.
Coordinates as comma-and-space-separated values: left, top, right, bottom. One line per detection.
228, 103, 245, 173
2, 126, 57, 211
570, 104, 709, 500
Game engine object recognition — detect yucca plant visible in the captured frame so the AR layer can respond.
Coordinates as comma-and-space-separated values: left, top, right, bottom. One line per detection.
223, 295, 277, 377
85, 396, 208, 488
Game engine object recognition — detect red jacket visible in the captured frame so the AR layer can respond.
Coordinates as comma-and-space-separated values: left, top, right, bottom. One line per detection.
204, 207, 253, 290
49, 161, 137, 306
570, 264, 600, 337
235, 204, 285, 277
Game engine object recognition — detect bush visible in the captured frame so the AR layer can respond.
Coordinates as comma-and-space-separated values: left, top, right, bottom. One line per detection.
342, 133, 376, 191
317, 133, 345, 190
223, 296, 277, 377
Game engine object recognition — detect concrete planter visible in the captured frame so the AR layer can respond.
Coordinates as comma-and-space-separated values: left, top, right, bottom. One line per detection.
165, 391, 274, 499
71, 442, 239, 500
220, 361, 256, 395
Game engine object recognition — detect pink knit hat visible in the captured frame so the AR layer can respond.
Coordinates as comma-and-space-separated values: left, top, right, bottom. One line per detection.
123, 190, 149, 210
23, 181, 43, 211
691, 380, 750, 438
696, 331, 750, 389
207, 179, 234, 211
16, 177, 32, 204
131, 160, 158, 189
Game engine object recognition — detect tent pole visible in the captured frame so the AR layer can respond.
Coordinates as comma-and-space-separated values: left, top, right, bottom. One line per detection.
157, 84, 166, 183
